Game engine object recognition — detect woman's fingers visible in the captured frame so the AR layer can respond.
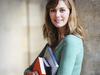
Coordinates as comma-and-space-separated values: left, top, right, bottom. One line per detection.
32, 71, 38, 75
26, 71, 38, 75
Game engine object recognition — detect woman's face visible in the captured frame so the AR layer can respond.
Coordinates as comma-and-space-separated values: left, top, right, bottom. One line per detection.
49, 0, 70, 28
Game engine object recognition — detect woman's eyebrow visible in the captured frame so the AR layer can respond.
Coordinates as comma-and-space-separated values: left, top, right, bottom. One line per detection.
60, 6, 65, 8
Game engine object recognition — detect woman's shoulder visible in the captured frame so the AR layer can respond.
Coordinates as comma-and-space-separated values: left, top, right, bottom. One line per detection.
64, 34, 83, 51
63, 34, 84, 54
64, 34, 83, 43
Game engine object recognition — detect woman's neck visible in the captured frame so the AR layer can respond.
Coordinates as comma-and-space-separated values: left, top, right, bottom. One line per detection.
57, 26, 67, 41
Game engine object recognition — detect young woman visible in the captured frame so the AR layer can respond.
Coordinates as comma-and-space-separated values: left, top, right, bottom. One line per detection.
24, 0, 86, 75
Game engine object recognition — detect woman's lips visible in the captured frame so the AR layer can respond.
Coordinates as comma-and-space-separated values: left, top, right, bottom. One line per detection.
55, 19, 62, 23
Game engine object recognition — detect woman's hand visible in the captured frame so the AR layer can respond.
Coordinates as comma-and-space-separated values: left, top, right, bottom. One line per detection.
25, 71, 38, 75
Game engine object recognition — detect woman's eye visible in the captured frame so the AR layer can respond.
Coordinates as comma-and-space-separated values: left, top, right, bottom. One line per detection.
60, 9, 65, 12
50, 9, 56, 12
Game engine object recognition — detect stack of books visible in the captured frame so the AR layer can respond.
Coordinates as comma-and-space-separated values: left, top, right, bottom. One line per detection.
32, 46, 59, 75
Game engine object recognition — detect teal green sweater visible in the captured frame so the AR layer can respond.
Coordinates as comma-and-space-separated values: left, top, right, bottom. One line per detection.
24, 35, 84, 75
55, 35, 84, 75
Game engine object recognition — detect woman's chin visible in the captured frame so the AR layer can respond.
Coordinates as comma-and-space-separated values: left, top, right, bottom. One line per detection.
54, 23, 65, 28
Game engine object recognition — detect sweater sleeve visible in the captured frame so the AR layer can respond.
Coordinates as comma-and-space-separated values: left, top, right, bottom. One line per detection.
57, 35, 84, 75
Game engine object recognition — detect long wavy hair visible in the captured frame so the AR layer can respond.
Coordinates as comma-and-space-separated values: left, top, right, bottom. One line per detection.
43, 0, 86, 47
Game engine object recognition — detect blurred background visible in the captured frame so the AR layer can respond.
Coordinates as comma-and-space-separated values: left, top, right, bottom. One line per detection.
0, 0, 100, 75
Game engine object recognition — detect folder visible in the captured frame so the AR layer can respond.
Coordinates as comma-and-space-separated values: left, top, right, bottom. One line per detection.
44, 46, 59, 75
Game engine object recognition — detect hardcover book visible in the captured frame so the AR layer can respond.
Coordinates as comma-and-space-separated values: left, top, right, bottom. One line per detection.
33, 57, 51, 75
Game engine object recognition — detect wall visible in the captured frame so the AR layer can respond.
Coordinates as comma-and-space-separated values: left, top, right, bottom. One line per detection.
27, 0, 47, 64
0, 0, 47, 75
76, 0, 100, 75
0, 0, 28, 75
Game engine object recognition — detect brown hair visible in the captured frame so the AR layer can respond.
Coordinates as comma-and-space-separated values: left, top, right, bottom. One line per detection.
43, 0, 86, 47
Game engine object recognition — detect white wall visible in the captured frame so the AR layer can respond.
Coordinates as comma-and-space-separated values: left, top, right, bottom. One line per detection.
27, 0, 47, 64
0, 0, 27, 75
0, 0, 47, 75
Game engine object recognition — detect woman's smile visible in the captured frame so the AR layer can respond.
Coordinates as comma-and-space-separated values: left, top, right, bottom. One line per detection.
55, 18, 63, 23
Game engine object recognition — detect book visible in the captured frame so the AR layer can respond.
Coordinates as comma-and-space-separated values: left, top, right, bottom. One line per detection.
42, 58, 52, 75
32, 57, 46, 75
32, 44, 58, 75
44, 46, 59, 75
32, 57, 51, 75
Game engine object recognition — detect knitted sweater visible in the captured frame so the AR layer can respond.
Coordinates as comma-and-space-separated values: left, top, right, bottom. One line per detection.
55, 35, 84, 75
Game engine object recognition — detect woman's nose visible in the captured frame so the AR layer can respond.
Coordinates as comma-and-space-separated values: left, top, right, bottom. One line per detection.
56, 11, 60, 18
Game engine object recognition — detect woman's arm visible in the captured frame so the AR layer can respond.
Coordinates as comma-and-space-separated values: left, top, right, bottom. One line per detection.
57, 35, 84, 75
